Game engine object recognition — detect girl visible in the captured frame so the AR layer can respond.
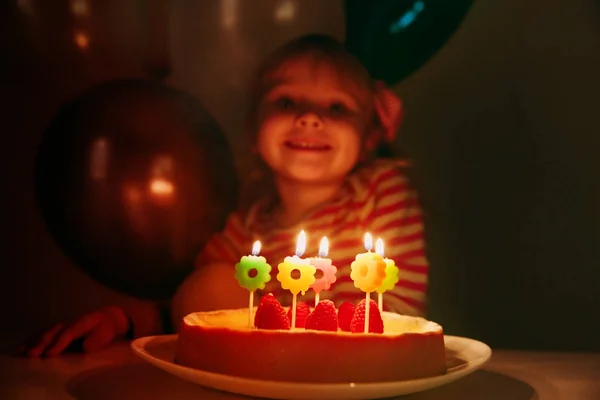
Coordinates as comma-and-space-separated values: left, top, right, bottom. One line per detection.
22, 34, 428, 357
171, 34, 427, 323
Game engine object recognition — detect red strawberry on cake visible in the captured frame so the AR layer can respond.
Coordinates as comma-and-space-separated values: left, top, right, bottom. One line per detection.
350, 299, 384, 333
286, 301, 310, 328
254, 293, 290, 330
305, 300, 338, 332
337, 301, 356, 332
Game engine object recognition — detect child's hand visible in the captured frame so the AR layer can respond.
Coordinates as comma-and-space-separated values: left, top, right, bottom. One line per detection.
19, 306, 130, 357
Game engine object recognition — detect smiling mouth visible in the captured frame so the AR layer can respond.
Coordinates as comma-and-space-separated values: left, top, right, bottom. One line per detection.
284, 140, 332, 151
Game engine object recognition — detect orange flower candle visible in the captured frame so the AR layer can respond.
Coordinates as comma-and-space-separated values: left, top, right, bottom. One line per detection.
350, 233, 386, 333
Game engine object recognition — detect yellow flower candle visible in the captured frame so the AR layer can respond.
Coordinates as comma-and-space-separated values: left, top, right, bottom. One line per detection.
277, 230, 316, 328
350, 233, 386, 333
374, 238, 400, 312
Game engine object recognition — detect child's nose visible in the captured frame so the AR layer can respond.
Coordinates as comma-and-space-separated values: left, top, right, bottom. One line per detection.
296, 112, 323, 129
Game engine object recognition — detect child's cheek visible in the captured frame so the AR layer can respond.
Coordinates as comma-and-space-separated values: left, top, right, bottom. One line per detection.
328, 116, 364, 136
259, 111, 292, 132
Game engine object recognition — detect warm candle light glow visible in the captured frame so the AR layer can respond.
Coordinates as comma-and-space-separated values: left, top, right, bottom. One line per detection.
375, 238, 384, 257
274, 0, 297, 23
74, 31, 90, 50
90, 137, 109, 181
318, 236, 329, 258
220, 0, 238, 29
251, 240, 261, 256
295, 230, 306, 256
364, 232, 373, 251
70, 0, 90, 17
150, 178, 174, 195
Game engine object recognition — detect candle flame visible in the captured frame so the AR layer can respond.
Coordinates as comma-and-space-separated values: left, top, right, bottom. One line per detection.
318, 236, 329, 258
251, 240, 261, 256
364, 232, 373, 251
375, 238, 384, 257
295, 230, 306, 257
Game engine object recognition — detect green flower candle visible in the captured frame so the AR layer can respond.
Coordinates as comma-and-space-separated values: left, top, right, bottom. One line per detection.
374, 238, 400, 312
235, 241, 272, 327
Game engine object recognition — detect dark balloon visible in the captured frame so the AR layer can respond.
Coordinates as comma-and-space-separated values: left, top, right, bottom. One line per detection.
34, 79, 238, 300
344, 0, 474, 85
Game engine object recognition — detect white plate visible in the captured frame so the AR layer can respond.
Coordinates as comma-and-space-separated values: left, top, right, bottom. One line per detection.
131, 334, 491, 400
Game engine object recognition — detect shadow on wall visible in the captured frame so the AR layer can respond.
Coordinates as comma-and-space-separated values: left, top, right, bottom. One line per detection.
392, 0, 600, 350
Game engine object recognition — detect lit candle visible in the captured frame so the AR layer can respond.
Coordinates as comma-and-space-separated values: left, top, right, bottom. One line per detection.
309, 237, 337, 306
350, 233, 386, 333
277, 230, 316, 328
374, 238, 400, 312
234, 241, 272, 327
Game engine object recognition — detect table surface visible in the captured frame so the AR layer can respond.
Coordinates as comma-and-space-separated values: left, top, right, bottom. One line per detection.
0, 339, 599, 400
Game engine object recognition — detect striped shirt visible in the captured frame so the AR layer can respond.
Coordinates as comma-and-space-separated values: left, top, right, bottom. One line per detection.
197, 159, 428, 316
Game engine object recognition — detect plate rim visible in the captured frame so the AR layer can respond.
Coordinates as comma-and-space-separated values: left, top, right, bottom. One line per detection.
131, 333, 491, 393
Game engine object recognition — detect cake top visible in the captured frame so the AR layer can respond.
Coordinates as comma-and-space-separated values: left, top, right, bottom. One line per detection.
183, 308, 442, 337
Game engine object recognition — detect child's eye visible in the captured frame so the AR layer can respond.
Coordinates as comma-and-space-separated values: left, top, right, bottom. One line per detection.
330, 103, 347, 114
276, 97, 295, 109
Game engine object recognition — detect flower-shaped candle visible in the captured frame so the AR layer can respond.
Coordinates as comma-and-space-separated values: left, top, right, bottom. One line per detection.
350, 233, 386, 333
235, 240, 272, 327
309, 236, 337, 306
374, 238, 400, 312
277, 230, 316, 328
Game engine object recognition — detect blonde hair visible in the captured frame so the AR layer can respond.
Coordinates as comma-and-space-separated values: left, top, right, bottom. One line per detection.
240, 34, 389, 212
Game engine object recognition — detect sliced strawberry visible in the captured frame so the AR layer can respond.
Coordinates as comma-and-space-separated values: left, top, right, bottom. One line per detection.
286, 301, 311, 328
305, 300, 338, 332
254, 294, 290, 330
350, 299, 384, 334
337, 301, 356, 332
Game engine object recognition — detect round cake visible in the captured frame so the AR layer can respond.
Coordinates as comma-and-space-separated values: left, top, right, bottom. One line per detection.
175, 303, 446, 383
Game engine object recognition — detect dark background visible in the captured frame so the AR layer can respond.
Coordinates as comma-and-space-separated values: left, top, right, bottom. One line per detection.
2, 0, 599, 352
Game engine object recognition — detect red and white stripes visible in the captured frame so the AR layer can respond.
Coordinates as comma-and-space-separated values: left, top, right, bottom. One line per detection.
197, 160, 428, 316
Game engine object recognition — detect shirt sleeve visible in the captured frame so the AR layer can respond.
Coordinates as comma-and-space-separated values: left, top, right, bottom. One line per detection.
194, 211, 249, 268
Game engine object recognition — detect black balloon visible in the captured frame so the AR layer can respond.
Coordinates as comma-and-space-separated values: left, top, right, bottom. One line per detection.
344, 0, 474, 85
34, 79, 238, 300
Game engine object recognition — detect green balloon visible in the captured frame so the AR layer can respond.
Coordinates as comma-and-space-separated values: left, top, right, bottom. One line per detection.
345, 0, 474, 85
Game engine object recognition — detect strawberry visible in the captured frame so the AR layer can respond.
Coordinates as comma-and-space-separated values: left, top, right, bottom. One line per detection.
337, 301, 356, 332
305, 300, 338, 332
350, 299, 384, 334
254, 294, 291, 330
286, 301, 311, 328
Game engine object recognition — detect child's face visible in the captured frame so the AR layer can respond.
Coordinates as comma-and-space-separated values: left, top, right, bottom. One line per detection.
255, 56, 373, 186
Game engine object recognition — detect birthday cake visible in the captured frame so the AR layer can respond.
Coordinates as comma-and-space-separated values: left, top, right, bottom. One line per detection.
175, 297, 445, 383
174, 233, 446, 383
